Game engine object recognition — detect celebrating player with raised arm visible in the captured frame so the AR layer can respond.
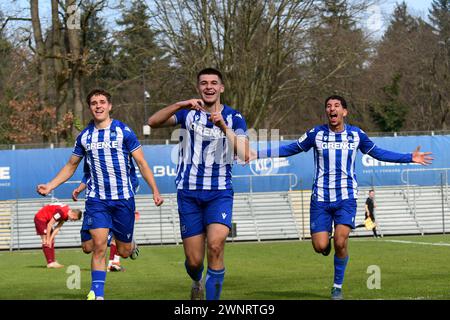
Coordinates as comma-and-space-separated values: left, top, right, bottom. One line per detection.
252, 95, 433, 300
148, 67, 250, 300
37, 89, 163, 300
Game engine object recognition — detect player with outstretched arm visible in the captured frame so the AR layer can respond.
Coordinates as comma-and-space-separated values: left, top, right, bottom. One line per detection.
250, 95, 433, 300
37, 89, 163, 300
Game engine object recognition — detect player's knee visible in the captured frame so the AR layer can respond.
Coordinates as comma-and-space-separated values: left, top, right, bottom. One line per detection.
334, 238, 347, 252
186, 256, 203, 270
117, 246, 132, 258
311, 240, 328, 253
207, 242, 224, 258
82, 245, 92, 254
92, 242, 107, 256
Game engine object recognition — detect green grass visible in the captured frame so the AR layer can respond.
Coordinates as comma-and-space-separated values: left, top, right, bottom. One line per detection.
0, 234, 449, 300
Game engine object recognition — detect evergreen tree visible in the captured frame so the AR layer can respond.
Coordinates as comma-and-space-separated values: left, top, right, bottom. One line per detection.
428, 0, 450, 129
303, 0, 371, 127
115, 0, 163, 78
111, 0, 172, 137
370, 74, 408, 132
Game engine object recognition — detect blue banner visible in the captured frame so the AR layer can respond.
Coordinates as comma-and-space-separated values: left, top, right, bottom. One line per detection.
0, 135, 448, 200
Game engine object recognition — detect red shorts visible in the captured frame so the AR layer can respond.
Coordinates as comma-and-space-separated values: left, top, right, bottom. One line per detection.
34, 217, 48, 235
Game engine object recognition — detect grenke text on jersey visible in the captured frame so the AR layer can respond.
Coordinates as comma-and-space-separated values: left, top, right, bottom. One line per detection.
86, 141, 119, 150
320, 142, 356, 150
190, 122, 225, 139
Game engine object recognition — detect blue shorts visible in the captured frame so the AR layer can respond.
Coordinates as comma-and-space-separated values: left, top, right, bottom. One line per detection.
80, 197, 136, 243
310, 198, 357, 234
177, 189, 234, 239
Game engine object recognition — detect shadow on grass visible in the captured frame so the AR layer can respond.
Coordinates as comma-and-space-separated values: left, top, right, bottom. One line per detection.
24, 265, 90, 271
253, 290, 328, 300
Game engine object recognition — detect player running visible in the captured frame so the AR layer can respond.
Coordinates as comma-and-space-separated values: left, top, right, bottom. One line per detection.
72, 158, 141, 272
252, 95, 433, 300
148, 68, 250, 300
37, 89, 163, 300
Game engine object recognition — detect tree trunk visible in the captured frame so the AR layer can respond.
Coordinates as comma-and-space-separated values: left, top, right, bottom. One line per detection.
30, 0, 48, 108
30, 0, 49, 142
51, 0, 69, 128
66, 0, 84, 137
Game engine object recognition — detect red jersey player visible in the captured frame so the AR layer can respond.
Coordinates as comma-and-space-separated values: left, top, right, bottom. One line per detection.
34, 203, 82, 268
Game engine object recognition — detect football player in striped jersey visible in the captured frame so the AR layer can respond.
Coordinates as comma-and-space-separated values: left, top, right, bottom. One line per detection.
37, 89, 163, 300
254, 95, 433, 300
148, 68, 250, 300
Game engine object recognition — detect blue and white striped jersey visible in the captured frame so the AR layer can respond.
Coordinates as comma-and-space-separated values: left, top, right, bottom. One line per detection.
174, 104, 247, 190
73, 119, 141, 200
259, 124, 412, 202
81, 157, 140, 194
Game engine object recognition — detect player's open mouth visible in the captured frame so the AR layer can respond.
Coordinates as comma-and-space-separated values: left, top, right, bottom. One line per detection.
330, 114, 338, 119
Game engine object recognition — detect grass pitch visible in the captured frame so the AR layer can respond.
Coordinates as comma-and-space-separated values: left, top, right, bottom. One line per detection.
0, 234, 449, 300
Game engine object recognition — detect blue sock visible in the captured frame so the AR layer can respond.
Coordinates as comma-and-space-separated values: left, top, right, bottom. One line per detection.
91, 270, 106, 298
333, 255, 349, 287
205, 267, 225, 300
185, 260, 204, 282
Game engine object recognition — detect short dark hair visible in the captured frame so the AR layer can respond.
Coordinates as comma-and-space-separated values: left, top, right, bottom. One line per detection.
72, 209, 82, 220
369, 189, 375, 193
197, 68, 224, 84
86, 89, 112, 107
325, 95, 347, 109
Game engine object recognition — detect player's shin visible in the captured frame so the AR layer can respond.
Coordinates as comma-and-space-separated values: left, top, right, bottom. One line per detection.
91, 270, 107, 299
185, 260, 204, 282
333, 255, 349, 288
205, 267, 225, 300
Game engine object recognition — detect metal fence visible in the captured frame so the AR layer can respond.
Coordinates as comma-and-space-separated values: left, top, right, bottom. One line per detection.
2, 130, 450, 150
2, 172, 450, 251
401, 168, 450, 234
1, 174, 301, 251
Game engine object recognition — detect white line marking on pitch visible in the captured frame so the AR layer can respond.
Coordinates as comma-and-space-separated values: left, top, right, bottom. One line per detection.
377, 239, 450, 247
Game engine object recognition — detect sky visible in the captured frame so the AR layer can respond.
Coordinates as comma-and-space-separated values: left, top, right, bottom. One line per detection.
0, 0, 437, 40
365, 0, 435, 34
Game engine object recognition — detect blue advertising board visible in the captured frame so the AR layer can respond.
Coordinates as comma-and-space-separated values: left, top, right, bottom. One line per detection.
0, 135, 448, 200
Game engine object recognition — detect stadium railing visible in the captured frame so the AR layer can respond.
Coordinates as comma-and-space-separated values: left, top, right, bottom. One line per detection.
2, 182, 449, 251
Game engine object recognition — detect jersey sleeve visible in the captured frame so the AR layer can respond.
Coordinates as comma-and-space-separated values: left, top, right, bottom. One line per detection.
53, 211, 62, 221
72, 132, 85, 158
257, 142, 303, 158
257, 128, 316, 159
296, 128, 317, 152
357, 129, 376, 154
232, 112, 248, 137
257, 128, 315, 158
173, 109, 188, 126
123, 126, 142, 153
52, 206, 66, 221
359, 130, 412, 163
